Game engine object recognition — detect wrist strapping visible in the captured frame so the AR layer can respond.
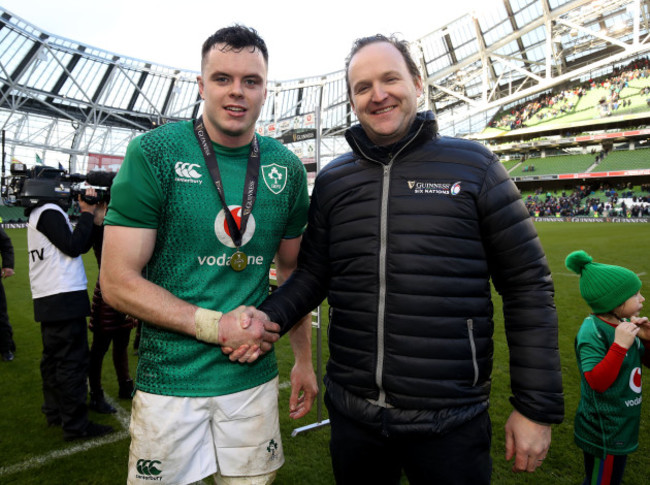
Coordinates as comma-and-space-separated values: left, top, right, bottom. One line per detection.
194, 307, 223, 345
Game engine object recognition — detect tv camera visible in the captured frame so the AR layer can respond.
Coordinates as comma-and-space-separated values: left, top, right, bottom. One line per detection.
2, 162, 116, 208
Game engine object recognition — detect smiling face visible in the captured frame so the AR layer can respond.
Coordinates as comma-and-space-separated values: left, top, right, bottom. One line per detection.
197, 43, 267, 148
347, 41, 423, 147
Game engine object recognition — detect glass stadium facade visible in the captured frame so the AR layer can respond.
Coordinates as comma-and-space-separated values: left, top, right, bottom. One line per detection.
1, 0, 650, 173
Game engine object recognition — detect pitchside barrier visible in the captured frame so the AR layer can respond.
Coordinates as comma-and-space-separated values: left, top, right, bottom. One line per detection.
532, 216, 650, 222
269, 268, 330, 436
3, 214, 649, 231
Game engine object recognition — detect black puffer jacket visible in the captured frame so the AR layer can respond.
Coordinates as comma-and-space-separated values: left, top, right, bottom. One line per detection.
261, 111, 564, 433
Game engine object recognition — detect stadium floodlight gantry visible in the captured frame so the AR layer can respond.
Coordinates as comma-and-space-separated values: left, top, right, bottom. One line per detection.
1, 0, 650, 173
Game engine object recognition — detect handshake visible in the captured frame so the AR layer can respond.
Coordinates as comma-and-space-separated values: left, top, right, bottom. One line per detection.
195, 306, 280, 363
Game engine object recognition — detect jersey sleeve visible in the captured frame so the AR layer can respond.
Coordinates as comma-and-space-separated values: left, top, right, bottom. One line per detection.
584, 343, 627, 392
283, 162, 309, 239
105, 135, 164, 228
576, 319, 611, 373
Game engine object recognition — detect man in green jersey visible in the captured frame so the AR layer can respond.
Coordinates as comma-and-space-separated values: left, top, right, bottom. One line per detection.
101, 25, 317, 485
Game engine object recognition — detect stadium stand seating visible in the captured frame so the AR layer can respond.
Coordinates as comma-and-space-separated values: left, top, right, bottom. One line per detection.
0, 205, 27, 223
487, 58, 650, 134
596, 148, 650, 171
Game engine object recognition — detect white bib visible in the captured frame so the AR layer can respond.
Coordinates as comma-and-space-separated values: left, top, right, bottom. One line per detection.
27, 203, 88, 299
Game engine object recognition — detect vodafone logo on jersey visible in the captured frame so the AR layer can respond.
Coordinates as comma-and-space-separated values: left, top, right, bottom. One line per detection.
629, 366, 642, 394
214, 205, 256, 248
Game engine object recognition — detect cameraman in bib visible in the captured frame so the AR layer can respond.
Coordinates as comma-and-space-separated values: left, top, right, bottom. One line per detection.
27, 186, 114, 441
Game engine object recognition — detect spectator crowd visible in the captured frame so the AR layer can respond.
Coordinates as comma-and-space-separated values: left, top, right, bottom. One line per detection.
490, 57, 650, 130
524, 182, 650, 218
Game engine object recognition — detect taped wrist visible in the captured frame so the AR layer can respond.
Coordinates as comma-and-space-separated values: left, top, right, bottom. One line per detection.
194, 308, 223, 344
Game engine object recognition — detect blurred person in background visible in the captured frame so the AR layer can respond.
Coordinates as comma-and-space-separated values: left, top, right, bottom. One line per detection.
87, 193, 137, 414
0, 226, 15, 362
27, 188, 114, 441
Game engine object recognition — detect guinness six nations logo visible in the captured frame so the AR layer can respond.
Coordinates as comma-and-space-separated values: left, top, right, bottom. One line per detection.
406, 180, 462, 196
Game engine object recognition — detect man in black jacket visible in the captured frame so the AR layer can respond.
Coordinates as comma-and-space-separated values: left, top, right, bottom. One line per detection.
27, 188, 114, 441
252, 34, 564, 484
0, 227, 15, 361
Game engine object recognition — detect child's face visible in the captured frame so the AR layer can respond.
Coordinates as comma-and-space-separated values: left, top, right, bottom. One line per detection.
615, 291, 645, 319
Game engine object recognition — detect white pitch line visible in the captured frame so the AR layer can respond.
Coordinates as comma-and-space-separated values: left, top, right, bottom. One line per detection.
0, 395, 129, 478
0, 381, 293, 478
0, 429, 130, 477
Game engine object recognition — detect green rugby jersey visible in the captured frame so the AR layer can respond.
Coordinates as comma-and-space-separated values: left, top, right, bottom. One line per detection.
105, 120, 309, 397
574, 314, 644, 457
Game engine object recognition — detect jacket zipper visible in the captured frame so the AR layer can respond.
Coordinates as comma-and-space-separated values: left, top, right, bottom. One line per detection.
350, 124, 424, 407
374, 163, 391, 406
467, 318, 479, 386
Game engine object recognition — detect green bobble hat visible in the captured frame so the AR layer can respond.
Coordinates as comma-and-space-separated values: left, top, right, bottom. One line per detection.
565, 250, 641, 314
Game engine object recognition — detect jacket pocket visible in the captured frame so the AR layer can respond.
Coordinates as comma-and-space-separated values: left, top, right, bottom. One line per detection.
467, 318, 479, 387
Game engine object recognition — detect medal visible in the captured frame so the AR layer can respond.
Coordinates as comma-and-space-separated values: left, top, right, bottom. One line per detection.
230, 250, 248, 272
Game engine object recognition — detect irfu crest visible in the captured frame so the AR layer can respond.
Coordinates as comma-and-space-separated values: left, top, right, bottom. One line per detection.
262, 164, 288, 194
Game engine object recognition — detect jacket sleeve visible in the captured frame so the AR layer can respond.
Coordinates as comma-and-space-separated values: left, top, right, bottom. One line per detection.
0, 228, 14, 269
479, 159, 564, 424
259, 181, 330, 335
36, 210, 95, 258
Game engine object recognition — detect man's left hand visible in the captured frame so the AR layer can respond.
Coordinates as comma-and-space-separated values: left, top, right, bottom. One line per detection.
504, 409, 551, 473
288, 360, 318, 419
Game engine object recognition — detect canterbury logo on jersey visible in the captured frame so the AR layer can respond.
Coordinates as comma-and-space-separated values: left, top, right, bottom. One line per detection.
174, 162, 203, 183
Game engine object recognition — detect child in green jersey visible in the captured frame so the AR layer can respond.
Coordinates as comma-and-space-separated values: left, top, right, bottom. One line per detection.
566, 250, 650, 485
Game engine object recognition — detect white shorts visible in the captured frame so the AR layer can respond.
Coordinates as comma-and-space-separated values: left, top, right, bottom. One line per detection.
127, 377, 283, 485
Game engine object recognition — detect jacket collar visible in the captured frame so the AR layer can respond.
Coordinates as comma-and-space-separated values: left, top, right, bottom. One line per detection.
344, 110, 438, 165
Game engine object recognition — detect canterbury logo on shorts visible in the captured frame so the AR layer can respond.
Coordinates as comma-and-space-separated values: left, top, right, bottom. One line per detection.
136, 459, 163, 480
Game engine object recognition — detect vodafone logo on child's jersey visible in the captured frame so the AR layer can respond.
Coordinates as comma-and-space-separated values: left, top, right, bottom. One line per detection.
629, 367, 642, 394
624, 367, 643, 407
214, 205, 256, 248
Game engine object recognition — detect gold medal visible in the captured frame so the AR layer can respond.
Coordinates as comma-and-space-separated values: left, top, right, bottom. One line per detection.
230, 250, 247, 272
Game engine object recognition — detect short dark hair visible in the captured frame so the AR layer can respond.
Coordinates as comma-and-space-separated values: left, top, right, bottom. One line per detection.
201, 25, 268, 72
344, 34, 420, 98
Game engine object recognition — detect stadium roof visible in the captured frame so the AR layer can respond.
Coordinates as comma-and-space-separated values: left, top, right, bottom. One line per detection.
1, 0, 650, 171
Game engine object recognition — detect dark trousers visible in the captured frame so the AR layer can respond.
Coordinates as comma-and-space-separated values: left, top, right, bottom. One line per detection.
40, 318, 90, 437
582, 452, 627, 485
88, 327, 132, 393
326, 393, 492, 485
0, 281, 15, 353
